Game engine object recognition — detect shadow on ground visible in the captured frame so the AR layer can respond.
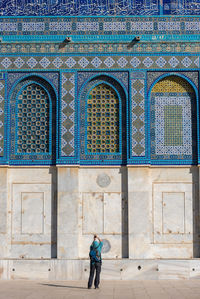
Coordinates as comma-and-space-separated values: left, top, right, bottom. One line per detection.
40, 283, 87, 290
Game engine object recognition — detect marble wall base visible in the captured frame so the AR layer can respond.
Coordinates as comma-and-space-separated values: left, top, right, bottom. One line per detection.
1, 259, 200, 280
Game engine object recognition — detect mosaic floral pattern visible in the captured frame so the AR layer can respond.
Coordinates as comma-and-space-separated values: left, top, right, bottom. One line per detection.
87, 83, 119, 154
16, 83, 49, 154
61, 72, 75, 157
151, 76, 197, 161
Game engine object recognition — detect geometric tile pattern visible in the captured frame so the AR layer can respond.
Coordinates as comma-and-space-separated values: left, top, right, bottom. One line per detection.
61, 72, 75, 157
131, 76, 145, 157
0, 55, 199, 71
16, 83, 49, 154
1, 17, 200, 37
87, 83, 119, 154
164, 105, 183, 146
152, 95, 193, 159
151, 76, 197, 161
0, 77, 4, 156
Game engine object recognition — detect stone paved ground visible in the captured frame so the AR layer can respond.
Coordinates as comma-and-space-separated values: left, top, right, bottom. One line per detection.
0, 280, 200, 299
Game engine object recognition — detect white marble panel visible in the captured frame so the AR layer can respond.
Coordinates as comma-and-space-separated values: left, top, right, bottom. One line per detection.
21, 192, 44, 234
79, 168, 121, 193
58, 192, 79, 234
158, 260, 190, 279
189, 260, 200, 279
163, 192, 185, 234
104, 193, 121, 234
153, 182, 193, 244
0, 168, 7, 234
9, 260, 51, 280
8, 168, 51, 184
11, 183, 51, 258
82, 193, 103, 234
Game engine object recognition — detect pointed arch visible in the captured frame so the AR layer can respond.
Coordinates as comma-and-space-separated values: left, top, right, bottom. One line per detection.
150, 75, 197, 163
79, 74, 127, 164
9, 76, 56, 164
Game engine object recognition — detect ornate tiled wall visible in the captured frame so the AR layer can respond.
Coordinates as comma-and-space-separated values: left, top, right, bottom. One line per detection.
0, 10, 199, 165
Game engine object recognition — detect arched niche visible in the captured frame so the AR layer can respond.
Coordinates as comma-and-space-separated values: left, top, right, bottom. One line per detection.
150, 75, 197, 163
79, 75, 127, 164
9, 76, 57, 164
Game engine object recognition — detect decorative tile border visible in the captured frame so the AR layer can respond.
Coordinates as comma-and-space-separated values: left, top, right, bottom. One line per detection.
61, 72, 75, 157
131, 73, 145, 157
0, 75, 5, 157
1, 16, 200, 36
0, 55, 199, 71
1, 42, 200, 55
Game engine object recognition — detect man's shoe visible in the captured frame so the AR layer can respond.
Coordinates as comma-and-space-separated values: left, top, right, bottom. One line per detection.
88, 287, 91, 289
95, 286, 99, 289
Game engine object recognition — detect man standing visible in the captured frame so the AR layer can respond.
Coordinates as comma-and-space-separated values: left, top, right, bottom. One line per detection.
88, 234, 103, 289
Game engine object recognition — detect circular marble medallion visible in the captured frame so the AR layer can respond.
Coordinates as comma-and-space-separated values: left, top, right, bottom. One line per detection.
102, 239, 111, 253
96, 173, 111, 188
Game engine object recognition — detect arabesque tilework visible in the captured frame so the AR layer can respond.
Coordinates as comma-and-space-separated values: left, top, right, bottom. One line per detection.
151, 76, 197, 161
1, 1, 200, 16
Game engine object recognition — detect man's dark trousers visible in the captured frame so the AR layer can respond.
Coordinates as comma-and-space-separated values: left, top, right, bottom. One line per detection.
88, 261, 101, 288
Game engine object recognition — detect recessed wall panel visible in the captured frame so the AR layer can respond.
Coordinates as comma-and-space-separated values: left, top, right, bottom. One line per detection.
21, 192, 44, 234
